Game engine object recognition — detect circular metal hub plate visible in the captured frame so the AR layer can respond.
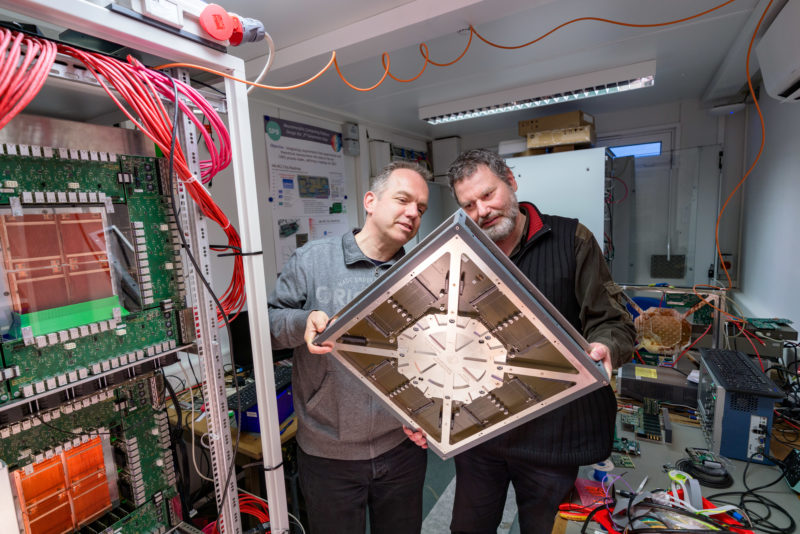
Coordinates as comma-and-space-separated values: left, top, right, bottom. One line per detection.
396, 314, 507, 403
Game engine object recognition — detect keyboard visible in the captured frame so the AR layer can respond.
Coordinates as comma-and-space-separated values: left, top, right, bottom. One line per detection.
227, 364, 293, 412
228, 381, 258, 412
274, 364, 293, 391
699, 348, 783, 397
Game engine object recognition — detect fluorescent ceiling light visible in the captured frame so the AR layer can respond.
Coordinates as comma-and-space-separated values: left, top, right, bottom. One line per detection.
419, 61, 655, 125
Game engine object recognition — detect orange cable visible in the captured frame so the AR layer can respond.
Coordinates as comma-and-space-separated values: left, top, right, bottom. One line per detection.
154, 51, 337, 91
674, 323, 712, 366
689, 0, 774, 328
714, 0, 772, 289
470, 0, 739, 50
690, 284, 746, 326
151, 0, 736, 94
383, 46, 429, 83
334, 53, 390, 91
425, 29, 474, 67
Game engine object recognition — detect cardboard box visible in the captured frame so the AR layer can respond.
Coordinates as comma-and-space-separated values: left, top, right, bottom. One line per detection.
513, 147, 547, 157
526, 124, 595, 149
518, 110, 594, 137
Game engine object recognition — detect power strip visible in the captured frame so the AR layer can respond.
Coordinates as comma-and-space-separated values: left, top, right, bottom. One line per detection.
784, 448, 800, 492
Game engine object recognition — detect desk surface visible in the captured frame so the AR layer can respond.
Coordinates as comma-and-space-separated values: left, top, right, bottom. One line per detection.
564, 418, 799, 533
167, 405, 297, 460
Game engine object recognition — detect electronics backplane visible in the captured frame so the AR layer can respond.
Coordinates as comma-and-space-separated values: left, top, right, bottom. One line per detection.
0, 116, 192, 533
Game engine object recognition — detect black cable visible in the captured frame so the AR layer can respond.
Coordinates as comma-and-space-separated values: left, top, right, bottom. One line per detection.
34, 413, 113, 436
166, 373, 186, 393
209, 243, 263, 258
771, 425, 800, 445
166, 75, 242, 531
707, 453, 796, 534
186, 354, 206, 405
675, 459, 733, 488
162, 370, 192, 521
191, 78, 226, 96
217, 250, 262, 258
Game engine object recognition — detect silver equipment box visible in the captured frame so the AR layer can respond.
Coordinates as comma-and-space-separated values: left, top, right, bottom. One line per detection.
315, 210, 608, 459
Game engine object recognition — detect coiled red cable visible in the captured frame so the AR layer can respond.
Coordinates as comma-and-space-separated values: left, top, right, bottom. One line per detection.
0, 28, 245, 323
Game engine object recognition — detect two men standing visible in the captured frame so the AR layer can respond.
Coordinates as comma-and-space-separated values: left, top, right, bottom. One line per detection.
268, 150, 634, 534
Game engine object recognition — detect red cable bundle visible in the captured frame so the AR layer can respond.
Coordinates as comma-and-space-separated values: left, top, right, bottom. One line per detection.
202, 493, 269, 533
135, 63, 232, 185
590, 492, 753, 534
56, 44, 245, 323
0, 28, 57, 130
0, 27, 246, 323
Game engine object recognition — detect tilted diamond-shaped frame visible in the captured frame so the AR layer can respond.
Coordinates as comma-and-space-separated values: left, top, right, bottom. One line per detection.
315, 210, 609, 459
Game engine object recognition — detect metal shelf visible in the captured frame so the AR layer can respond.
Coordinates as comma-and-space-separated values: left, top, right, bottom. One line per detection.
0, 2, 287, 532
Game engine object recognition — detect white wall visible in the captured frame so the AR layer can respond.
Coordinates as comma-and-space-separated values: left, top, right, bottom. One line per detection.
457, 98, 745, 287
204, 93, 432, 304
736, 88, 800, 326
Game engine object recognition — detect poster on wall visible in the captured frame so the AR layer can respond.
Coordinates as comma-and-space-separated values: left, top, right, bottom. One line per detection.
264, 117, 349, 272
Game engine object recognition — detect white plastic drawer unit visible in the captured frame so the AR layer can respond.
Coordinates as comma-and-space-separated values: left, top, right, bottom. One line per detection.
316, 210, 608, 459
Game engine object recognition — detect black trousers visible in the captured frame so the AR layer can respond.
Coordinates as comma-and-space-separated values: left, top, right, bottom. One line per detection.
451, 442, 578, 534
298, 439, 427, 534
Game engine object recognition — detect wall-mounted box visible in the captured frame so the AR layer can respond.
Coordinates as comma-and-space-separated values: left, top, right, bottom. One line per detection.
432, 136, 461, 177
526, 125, 595, 149
369, 139, 391, 176
518, 110, 594, 137
342, 122, 359, 156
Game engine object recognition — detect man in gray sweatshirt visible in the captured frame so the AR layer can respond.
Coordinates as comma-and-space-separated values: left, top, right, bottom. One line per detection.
268, 161, 432, 534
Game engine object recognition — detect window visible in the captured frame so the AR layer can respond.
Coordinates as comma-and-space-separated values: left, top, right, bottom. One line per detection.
598, 127, 676, 168
608, 141, 662, 158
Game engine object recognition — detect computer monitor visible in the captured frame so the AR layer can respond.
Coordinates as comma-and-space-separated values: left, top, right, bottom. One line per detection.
227, 310, 293, 372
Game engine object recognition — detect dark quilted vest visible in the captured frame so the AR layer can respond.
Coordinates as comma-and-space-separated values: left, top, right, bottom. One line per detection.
484, 203, 617, 466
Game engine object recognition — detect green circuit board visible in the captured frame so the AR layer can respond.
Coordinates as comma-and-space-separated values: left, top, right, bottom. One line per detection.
0, 393, 117, 469
116, 378, 173, 503
663, 294, 714, 325
0, 374, 178, 534
122, 156, 183, 307
2, 308, 178, 400
94, 496, 176, 534
0, 120, 192, 534
0, 150, 126, 204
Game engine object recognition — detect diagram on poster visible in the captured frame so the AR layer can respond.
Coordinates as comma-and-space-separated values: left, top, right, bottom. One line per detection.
265, 117, 348, 271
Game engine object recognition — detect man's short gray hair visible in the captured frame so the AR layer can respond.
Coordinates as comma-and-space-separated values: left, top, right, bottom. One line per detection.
370, 160, 432, 197
447, 148, 512, 193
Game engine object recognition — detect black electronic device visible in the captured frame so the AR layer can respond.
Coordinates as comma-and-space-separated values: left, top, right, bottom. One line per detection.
725, 318, 797, 360
784, 448, 800, 492
617, 363, 698, 407
698, 348, 785, 463
700, 348, 783, 396
228, 310, 254, 371
227, 310, 293, 371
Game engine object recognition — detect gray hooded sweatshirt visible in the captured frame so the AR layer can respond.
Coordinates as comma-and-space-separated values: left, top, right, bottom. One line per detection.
268, 230, 407, 460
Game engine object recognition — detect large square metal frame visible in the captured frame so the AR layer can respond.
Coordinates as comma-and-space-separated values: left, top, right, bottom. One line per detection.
316, 210, 608, 459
